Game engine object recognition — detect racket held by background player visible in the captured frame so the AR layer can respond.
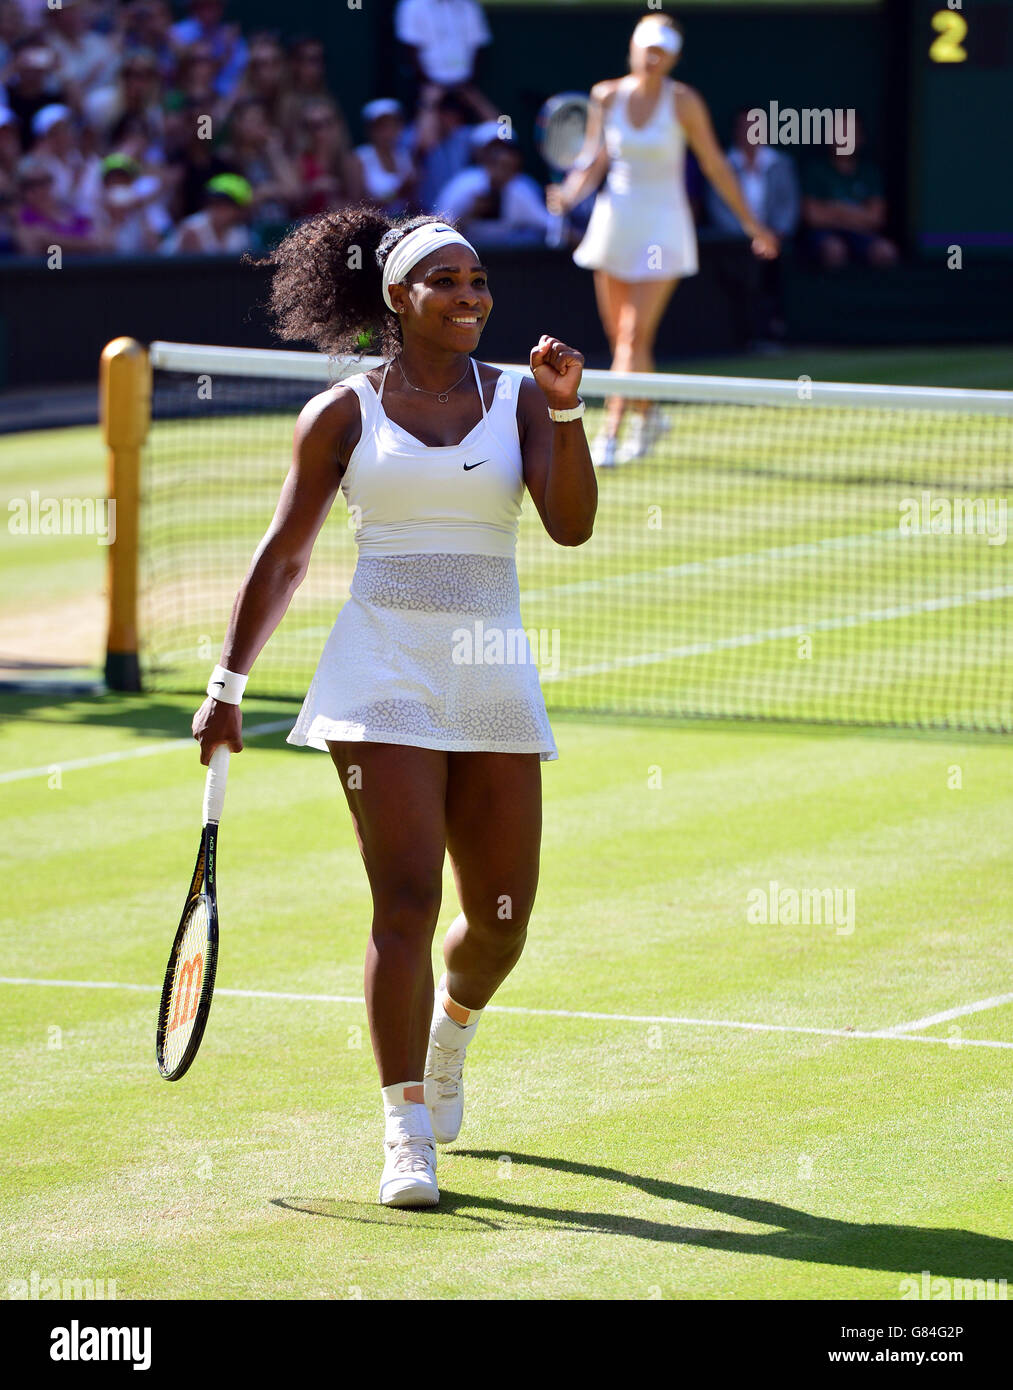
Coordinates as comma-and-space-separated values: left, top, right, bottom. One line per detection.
536, 91, 591, 247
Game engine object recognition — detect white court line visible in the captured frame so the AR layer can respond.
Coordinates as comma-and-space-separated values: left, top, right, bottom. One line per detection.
875, 992, 1013, 1035
162, 529, 906, 653
0, 719, 293, 785
2, 976, 1011, 1049
523, 527, 904, 603
541, 583, 1013, 681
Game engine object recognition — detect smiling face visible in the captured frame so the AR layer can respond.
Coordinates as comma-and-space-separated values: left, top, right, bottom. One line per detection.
389, 247, 492, 353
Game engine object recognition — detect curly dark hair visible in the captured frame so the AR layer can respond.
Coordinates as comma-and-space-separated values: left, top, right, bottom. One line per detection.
255, 207, 456, 359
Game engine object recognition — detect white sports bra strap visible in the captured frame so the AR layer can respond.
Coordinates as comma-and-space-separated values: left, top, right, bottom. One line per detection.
472, 357, 487, 417
377, 360, 392, 403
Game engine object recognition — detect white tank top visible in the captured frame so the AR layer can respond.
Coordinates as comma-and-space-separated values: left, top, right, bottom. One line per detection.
605, 77, 687, 197
339, 359, 524, 559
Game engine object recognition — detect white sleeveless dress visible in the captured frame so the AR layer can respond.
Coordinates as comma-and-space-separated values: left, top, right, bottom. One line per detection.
573, 77, 698, 282
287, 360, 558, 760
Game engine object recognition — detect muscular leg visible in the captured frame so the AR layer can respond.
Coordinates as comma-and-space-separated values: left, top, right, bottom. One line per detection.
328, 741, 447, 1085
441, 751, 542, 1010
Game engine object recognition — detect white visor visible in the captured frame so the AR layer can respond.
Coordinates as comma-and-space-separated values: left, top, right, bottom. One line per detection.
381, 223, 479, 312
632, 17, 682, 57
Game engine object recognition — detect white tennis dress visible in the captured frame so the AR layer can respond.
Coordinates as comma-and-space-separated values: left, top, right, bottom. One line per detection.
287, 360, 558, 760
573, 77, 698, 282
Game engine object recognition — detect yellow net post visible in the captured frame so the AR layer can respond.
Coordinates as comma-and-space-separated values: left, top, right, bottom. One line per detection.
101, 337, 151, 691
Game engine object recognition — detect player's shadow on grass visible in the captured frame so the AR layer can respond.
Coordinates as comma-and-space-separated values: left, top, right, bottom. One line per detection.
441, 1151, 1013, 1282
270, 1195, 536, 1233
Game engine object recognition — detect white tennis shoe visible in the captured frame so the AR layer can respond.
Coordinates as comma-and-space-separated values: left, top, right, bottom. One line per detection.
424, 985, 481, 1145
618, 407, 670, 463
379, 1132, 439, 1208
589, 431, 619, 469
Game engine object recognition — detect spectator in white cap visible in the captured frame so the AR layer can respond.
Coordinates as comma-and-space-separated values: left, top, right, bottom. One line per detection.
355, 99, 417, 215
395, 0, 492, 102
29, 103, 102, 222
434, 123, 553, 248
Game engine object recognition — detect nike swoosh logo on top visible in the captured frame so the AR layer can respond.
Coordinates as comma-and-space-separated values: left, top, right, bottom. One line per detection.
463, 459, 489, 471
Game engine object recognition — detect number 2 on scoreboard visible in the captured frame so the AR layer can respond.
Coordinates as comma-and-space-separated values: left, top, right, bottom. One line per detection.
929, 9, 968, 63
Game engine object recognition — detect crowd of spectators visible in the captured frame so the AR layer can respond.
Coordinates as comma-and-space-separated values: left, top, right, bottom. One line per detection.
0, 0, 557, 258
0, 0, 897, 273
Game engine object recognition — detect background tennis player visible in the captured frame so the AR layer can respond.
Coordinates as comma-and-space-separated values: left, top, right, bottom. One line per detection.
191, 208, 596, 1207
548, 12, 779, 466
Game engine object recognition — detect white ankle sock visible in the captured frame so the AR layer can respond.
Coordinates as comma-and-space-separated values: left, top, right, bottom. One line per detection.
432, 978, 482, 1046
381, 1081, 433, 1140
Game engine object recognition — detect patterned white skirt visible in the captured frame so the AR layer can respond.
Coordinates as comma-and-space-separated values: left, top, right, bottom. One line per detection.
287, 553, 558, 760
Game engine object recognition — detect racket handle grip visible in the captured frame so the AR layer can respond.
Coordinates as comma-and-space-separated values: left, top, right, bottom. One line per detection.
202, 745, 230, 826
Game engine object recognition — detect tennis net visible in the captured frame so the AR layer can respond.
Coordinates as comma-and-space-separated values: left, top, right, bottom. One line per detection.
138, 341, 1013, 732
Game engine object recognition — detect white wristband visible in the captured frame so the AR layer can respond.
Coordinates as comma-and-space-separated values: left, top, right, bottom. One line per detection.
548, 397, 585, 423
207, 665, 247, 705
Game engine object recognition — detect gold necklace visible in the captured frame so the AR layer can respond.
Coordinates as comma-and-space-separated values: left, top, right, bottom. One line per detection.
398, 357, 472, 404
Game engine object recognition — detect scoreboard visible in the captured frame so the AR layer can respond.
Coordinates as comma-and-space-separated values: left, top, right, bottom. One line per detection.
909, 0, 1013, 256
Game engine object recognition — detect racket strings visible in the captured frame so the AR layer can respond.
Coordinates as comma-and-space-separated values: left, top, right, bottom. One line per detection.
161, 898, 210, 1074
537, 95, 590, 173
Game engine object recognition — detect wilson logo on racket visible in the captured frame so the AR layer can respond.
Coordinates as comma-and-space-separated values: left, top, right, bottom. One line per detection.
169, 953, 204, 1031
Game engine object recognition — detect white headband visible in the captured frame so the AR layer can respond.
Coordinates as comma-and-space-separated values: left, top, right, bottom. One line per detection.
632, 17, 682, 57
381, 223, 478, 312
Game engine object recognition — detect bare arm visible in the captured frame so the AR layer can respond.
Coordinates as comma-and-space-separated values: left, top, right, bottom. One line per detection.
678, 85, 779, 259
192, 385, 360, 762
548, 83, 611, 215
519, 340, 597, 547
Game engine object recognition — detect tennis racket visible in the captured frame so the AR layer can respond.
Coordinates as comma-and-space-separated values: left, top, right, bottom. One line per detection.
156, 745, 229, 1081
535, 91, 591, 248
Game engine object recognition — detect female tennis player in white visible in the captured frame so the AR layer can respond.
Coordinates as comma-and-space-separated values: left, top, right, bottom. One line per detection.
192, 209, 596, 1208
549, 13, 779, 466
